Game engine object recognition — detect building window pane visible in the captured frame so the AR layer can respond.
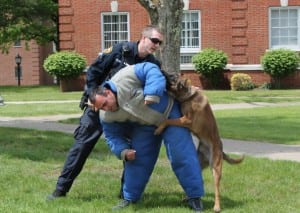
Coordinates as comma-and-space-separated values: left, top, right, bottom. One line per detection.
14, 41, 21, 47
181, 11, 200, 48
180, 11, 201, 64
270, 8, 299, 49
180, 54, 194, 64
102, 13, 129, 49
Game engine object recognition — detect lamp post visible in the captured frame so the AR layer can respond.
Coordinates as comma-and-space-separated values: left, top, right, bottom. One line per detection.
15, 54, 22, 86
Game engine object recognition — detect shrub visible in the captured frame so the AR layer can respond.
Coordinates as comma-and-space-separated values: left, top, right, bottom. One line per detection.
261, 48, 300, 88
192, 48, 228, 88
43, 51, 87, 79
230, 73, 255, 91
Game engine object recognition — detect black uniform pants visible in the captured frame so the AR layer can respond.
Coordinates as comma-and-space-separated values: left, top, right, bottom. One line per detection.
55, 107, 102, 193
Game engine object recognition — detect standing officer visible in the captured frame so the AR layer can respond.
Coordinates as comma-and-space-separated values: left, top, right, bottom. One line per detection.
47, 25, 164, 200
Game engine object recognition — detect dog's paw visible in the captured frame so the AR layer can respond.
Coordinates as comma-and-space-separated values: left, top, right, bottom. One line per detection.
181, 116, 192, 125
154, 127, 163, 135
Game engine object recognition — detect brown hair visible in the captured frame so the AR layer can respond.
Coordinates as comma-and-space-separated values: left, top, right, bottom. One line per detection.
141, 25, 163, 37
89, 87, 107, 105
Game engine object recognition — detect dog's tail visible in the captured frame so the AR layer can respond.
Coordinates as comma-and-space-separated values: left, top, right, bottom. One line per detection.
223, 152, 245, 164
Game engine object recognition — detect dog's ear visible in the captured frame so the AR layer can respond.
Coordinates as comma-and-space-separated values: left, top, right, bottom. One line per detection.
186, 78, 192, 86
177, 80, 188, 92
161, 70, 179, 89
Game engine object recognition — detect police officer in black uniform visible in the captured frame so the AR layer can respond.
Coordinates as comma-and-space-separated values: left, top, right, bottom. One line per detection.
47, 25, 164, 200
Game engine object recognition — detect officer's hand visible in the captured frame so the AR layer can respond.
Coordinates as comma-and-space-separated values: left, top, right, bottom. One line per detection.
125, 149, 136, 161
79, 92, 88, 110
87, 99, 96, 111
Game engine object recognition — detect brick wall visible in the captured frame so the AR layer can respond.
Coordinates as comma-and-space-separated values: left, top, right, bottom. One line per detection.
0, 41, 53, 86
3, 0, 298, 87
58, 0, 300, 88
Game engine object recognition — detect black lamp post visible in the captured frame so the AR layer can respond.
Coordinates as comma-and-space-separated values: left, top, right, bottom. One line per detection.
15, 54, 22, 86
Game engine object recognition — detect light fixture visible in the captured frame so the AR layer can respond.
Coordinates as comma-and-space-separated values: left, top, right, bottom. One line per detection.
15, 54, 22, 86
280, 0, 288, 7
111, 0, 118, 12
15, 53, 22, 65
183, 0, 189, 10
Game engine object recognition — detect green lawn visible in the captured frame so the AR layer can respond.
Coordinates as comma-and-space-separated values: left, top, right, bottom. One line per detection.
0, 127, 299, 213
215, 105, 300, 145
0, 86, 299, 144
0, 86, 300, 212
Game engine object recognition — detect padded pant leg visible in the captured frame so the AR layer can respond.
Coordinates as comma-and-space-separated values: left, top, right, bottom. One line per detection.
56, 108, 103, 192
163, 101, 205, 198
122, 124, 162, 201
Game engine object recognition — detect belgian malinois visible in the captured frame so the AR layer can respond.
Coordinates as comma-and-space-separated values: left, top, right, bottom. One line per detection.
155, 75, 244, 212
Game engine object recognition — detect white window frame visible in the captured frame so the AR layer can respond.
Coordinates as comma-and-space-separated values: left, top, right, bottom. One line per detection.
101, 12, 130, 51
269, 6, 300, 51
180, 10, 201, 69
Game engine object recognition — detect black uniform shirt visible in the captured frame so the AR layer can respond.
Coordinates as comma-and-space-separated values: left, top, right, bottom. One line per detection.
86, 41, 161, 95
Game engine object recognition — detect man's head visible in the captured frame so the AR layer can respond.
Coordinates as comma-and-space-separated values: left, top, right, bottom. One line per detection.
138, 25, 163, 57
89, 87, 118, 112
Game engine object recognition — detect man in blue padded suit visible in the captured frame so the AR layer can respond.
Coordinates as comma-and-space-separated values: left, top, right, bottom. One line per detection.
89, 62, 205, 212
47, 25, 164, 200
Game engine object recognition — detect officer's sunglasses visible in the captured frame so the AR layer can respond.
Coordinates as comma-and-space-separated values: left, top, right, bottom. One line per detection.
147, 37, 163, 45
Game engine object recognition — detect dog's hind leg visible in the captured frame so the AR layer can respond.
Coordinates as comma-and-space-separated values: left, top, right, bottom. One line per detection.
211, 147, 223, 213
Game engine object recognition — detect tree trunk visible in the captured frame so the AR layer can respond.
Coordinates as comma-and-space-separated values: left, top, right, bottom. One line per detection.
138, 0, 184, 75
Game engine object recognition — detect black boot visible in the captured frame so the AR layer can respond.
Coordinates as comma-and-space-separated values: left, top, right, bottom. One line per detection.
46, 189, 66, 200
187, 197, 203, 212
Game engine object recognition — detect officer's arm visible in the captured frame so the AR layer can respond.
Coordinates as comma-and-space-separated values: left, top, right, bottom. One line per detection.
86, 44, 123, 94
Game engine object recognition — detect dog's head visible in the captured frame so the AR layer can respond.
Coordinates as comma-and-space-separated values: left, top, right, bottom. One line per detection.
161, 71, 194, 102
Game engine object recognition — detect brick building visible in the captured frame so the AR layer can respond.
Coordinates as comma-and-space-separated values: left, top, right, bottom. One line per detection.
58, 0, 300, 88
1, 0, 300, 88
0, 41, 54, 86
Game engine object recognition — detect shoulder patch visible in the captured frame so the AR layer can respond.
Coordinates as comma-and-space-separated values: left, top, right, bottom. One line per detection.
103, 46, 113, 54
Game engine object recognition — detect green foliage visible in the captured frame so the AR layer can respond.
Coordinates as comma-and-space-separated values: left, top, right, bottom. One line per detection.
192, 48, 228, 88
230, 73, 255, 91
0, 0, 58, 53
261, 48, 300, 88
43, 51, 87, 79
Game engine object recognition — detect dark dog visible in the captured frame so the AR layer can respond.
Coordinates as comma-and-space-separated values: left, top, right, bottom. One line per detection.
155, 75, 244, 212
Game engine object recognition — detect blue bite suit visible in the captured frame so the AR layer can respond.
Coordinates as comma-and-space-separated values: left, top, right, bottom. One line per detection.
101, 62, 205, 201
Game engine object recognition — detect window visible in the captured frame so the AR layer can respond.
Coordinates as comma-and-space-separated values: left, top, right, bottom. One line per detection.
269, 7, 300, 50
180, 11, 201, 65
13, 40, 21, 47
101, 12, 129, 50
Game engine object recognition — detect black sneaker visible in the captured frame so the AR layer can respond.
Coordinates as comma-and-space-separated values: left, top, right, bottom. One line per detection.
112, 199, 131, 211
187, 197, 203, 212
46, 189, 66, 200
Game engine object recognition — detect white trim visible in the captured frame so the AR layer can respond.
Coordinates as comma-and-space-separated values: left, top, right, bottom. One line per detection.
225, 64, 263, 71
181, 63, 300, 71
180, 64, 263, 71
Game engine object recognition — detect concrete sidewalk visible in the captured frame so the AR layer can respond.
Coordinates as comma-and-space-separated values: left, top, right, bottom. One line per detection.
0, 102, 300, 162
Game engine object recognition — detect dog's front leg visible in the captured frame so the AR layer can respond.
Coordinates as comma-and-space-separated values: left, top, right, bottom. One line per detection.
154, 116, 192, 135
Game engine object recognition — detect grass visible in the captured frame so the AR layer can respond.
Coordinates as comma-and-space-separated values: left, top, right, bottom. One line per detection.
215, 105, 300, 145
0, 86, 300, 144
0, 86, 300, 212
0, 127, 299, 213
204, 89, 300, 104
0, 86, 81, 101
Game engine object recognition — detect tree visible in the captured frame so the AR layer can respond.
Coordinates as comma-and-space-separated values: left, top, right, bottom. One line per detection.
138, 0, 184, 75
0, 0, 58, 54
